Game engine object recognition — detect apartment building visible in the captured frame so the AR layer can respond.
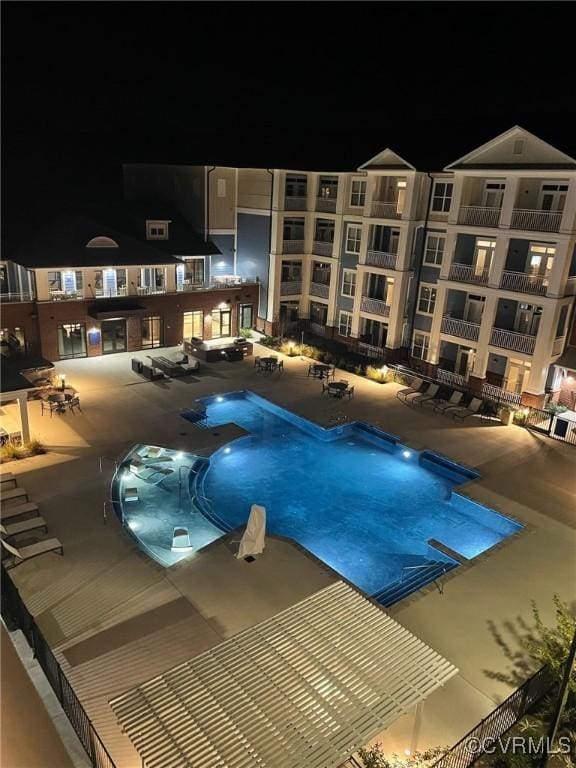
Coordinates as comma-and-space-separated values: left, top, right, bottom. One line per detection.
2, 126, 575, 407
1, 207, 259, 361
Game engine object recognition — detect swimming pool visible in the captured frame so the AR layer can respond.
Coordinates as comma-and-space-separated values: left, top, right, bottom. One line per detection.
186, 391, 522, 600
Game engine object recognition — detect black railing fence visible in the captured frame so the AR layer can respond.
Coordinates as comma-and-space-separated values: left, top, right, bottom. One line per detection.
1, 564, 117, 768
432, 665, 554, 768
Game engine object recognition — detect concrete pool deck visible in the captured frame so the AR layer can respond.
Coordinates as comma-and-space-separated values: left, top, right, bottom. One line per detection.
2, 344, 575, 763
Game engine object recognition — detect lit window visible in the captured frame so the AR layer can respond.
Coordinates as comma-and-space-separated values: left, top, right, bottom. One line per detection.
424, 234, 445, 265
431, 181, 453, 213
146, 221, 169, 240
350, 180, 366, 207
345, 224, 362, 254
338, 311, 353, 337
412, 332, 430, 360
342, 270, 357, 297
418, 285, 437, 315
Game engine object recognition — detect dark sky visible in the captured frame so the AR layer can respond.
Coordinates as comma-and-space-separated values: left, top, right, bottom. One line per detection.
2, 1, 575, 246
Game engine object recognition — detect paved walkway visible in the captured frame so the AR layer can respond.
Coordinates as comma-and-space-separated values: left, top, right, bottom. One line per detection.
3, 344, 575, 762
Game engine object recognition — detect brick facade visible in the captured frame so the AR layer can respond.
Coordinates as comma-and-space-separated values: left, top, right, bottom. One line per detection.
2, 302, 41, 355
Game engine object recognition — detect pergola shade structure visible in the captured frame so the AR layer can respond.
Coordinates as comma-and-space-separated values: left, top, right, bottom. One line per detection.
111, 581, 457, 768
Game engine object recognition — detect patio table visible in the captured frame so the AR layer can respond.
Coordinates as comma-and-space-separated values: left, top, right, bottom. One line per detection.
326, 382, 349, 398
258, 357, 279, 371
309, 363, 331, 379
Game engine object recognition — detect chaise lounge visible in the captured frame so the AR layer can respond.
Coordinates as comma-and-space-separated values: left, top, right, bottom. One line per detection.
396, 378, 424, 402
450, 397, 484, 421
1, 536, 64, 569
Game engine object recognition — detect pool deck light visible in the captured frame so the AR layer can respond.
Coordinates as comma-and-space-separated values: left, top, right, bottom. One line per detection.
402, 450, 411, 459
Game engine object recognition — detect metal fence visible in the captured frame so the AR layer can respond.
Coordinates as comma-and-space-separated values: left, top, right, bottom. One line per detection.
0, 564, 117, 768
523, 406, 576, 445
432, 666, 554, 768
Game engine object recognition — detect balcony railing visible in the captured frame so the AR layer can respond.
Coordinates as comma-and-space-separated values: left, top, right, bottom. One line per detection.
280, 281, 302, 295
490, 327, 536, 355
370, 201, 402, 219
511, 209, 563, 232
312, 241, 334, 257
282, 239, 305, 254
457, 206, 501, 228
136, 286, 167, 296
552, 335, 566, 356
315, 198, 337, 213
358, 342, 386, 359
285, 196, 307, 210
448, 263, 490, 285
441, 316, 481, 342
1, 291, 35, 302
309, 281, 330, 299
360, 297, 390, 317
437, 369, 467, 387
481, 382, 522, 406
365, 250, 398, 270
309, 322, 326, 337
500, 270, 548, 296
49, 290, 85, 301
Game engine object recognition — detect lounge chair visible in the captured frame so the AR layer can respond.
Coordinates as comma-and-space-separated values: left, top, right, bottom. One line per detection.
397, 378, 424, 402
134, 466, 174, 485
0, 487, 28, 506
405, 382, 433, 403
0, 502, 40, 522
1, 517, 48, 538
1, 537, 64, 569
412, 383, 440, 407
141, 364, 165, 381
450, 398, 483, 421
429, 391, 463, 412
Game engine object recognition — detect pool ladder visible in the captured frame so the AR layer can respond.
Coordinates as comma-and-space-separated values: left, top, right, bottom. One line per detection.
371, 560, 457, 608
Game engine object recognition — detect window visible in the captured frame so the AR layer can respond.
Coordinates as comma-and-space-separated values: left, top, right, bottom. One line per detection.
212, 308, 231, 338
342, 270, 356, 297
117, 269, 127, 294
338, 311, 353, 337
314, 219, 335, 242
281, 261, 302, 281
513, 139, 525, 155
0, 327, 25, 356
141, 316, 163, 349
312, 262, 331, 284
183, 310, 203, 340
309, 301, 328, 326
217, 179, 227, 197
345, 224, 362, 254
58, 323, 87, 360
431, 181, 453, 213
418, 285, 437, 314
424, 234, 445, 265
412, 332, 430, 361
177, 258, 205, 288
140, 268, 165, 293
285, 176, 307, 198
396, 180, 407, 215
146, 221, 169, 240
239, 304, 253, 330
48, 271, 62, 292
283, 218, 305, 241
350, 180, 366, 207
318, 177, 338, 199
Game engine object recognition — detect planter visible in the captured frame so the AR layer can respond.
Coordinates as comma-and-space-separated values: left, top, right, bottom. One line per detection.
499, 408, 514, 426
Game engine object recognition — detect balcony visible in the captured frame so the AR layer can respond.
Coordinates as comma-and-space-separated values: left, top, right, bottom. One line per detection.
280, 281, 302, 296
282, 239, 305, 254
315, 198, 337, 213
49, 290, 85, 301
285, 196, 307, 211
437, 369, 467, 387
481, 382, 522, 406
309, 282, 330, 299
365, 250, 397, 270
370, 201, 401, 219
490, 327, 536, 355
312, 241, 333, 257
358, 342, 386, 359
448, 263, 490, 285
441, 316, 481, 342
511, 209, 562, 233
457, 206, 501, 228
360, 297, 390, 317
500, 271, 548, 296
1, 291, 35, 303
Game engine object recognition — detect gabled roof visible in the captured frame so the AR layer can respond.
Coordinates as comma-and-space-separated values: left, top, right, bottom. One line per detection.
358, 147, 415, 171
444, 125, 576, 171
111, 581, 457, 768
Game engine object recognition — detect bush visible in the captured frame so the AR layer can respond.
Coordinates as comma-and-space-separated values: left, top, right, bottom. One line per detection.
358, 744, 447, 768
366, 365, 388, 383
0, 438, 45, 462
238, 328, 253, 339
547, 403, 568, 415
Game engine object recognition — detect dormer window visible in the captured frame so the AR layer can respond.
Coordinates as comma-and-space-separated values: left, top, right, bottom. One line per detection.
146, 221, 169, 240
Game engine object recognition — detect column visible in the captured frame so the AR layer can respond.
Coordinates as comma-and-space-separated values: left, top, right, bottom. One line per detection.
396, 225, 412, 271
387, 271, 411, 348
546, 240, 572, 298
18, 393, 31, 444
447, 175, 465, 225
298, 257, 312, 318
427, 283, 448, 364
350, 268, 366, 339
559, 178, 576, 234
488, 235, 510, 289
498, 176, 520, 229
326, 260, 339, 328
469, 293, 498, 386
266, 254, 281, 325
402, 172, 417, 222
525, 303, 559, 395
439, 230, 458, 280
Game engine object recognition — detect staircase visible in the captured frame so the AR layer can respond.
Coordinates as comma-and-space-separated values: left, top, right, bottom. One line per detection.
181, 408, 209, 428
371, 560, 457, 608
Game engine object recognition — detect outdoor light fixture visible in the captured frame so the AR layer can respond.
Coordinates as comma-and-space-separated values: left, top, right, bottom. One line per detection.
402, 450, 411, 459
224, 447, 231, 454
176, 452, 183, 460
217, 396, 224, 403
128, 520, 139, 531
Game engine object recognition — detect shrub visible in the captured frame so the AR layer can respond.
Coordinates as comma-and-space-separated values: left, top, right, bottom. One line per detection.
358, 743, 447, 768
547, 403, 568, 415
0, 438, 45, 461
366, 365, 387, 383
238, 328, 253, 339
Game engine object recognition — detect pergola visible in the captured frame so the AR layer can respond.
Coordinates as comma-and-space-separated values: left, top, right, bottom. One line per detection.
111, 581, 457, 768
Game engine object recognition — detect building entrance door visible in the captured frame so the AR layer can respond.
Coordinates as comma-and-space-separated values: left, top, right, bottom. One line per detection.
101, 319, 127, 354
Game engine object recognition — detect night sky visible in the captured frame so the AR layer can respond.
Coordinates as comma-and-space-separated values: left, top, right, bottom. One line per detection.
3, 1, 575, 249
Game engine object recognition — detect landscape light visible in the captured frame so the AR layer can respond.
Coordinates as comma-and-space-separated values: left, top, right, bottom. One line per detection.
217, 396, 224, 403
402, 450, 411, 459
224, 447, 231, 454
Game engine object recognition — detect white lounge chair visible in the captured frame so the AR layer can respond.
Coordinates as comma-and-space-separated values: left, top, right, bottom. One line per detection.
0, 502, 40, 522
429, 391, 464, 412
405, 382, 434, 403
1, 536, 63, 569
1, 517, 48, 538
412, 383, 440, 406
397, 378, 424, 402
450, 398, 483, 421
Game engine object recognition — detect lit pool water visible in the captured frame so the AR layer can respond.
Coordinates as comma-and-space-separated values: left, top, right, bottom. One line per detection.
193, 391, 522, 597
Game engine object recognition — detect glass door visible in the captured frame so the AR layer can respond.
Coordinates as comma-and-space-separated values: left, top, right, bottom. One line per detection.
141, 316, 163, 348
58, 324, 87, 359
101, 319, 127, 354
507, 360, 531, 394
464, 295, 485, 324
239, 304, 253, 330
211, 309, 231, 338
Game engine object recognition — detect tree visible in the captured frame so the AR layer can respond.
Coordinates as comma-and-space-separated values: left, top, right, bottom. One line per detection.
357, 744, 446, 768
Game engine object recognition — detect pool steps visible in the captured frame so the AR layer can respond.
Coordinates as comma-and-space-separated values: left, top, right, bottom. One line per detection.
372, 558, 458, 608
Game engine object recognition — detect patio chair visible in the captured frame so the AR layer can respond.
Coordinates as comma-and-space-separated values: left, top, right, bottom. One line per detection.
404, 382, 433, 403
450, 398, 483, 421
1, 536, 64, 569
396, 378, 424, 402
412, 383, 440, 407
345, 386, 355, 400
430, 391, 464, 413
0, 502, 40, 522
1, 517, 48, 539
66, 396, 82, 413
254, 356, 261, 368
41, 399, 63, 417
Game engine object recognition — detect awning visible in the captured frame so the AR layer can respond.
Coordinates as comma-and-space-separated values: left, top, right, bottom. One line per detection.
111, 581, 457, 768
554, 346, 576, 372
88, 299, 148, 319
